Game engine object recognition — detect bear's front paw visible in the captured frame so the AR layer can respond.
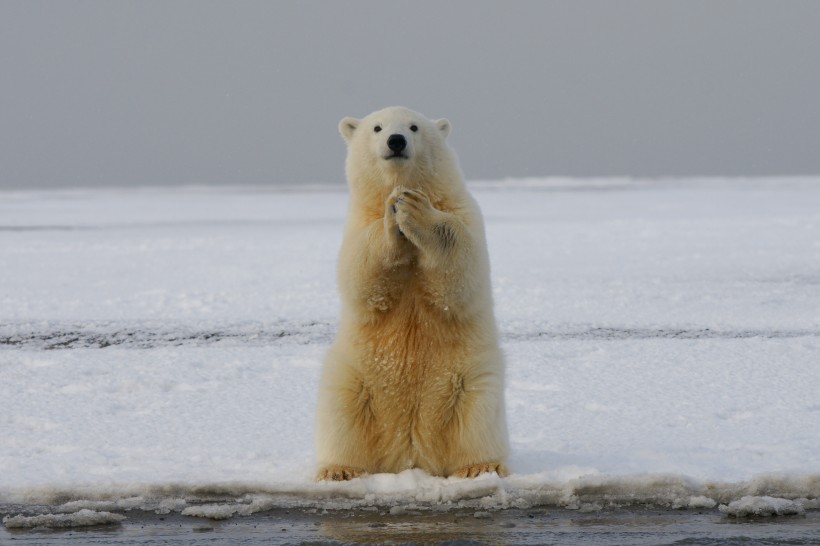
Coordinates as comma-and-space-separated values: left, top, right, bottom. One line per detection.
316, 465, 367, 481
384, 188, 408, 241
390, 188, 439, 236
451, 463, 508, 479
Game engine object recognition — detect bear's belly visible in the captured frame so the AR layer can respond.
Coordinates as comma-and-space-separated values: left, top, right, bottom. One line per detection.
357, 295, 469, 380
353, 298, 474, 474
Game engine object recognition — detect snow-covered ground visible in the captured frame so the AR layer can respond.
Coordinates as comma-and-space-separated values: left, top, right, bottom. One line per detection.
1, 178, 819, 520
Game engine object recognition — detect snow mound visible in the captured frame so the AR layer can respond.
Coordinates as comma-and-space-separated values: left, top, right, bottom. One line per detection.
3, 509, 125, 529
181, 504, 240, 520
57, 496, 187, 515
685, 495, 718, 509
311, 468, 506, 507
719, 496, 805, 518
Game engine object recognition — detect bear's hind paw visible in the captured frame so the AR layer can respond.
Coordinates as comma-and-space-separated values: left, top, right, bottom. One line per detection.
316, 465, 367, 481
452, 463, 508, 479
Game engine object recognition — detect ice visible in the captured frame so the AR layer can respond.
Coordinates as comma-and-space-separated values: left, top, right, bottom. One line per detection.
683, 496, 718, 510
719, 496, 806, 517
2, 509, 125, 528
1, 178, 819, 518
181, 504, 241, 520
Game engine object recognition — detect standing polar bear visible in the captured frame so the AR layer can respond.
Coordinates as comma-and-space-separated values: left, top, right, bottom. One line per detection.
316, 106, 508, 480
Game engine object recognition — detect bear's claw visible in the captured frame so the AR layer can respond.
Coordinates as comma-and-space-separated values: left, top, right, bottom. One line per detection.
316, 465, 367, 481
452, 463, 508, 479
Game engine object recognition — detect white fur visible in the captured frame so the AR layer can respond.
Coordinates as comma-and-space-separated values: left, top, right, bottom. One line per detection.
316, 107, 508, 480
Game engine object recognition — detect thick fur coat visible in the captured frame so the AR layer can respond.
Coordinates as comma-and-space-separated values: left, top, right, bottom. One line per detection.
316, 106, 508, 480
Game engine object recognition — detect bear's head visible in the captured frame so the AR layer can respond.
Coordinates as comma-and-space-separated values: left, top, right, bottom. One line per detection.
339, 106, 461, 200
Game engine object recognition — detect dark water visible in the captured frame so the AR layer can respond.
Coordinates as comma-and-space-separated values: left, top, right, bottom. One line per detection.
3, 508, 819, 545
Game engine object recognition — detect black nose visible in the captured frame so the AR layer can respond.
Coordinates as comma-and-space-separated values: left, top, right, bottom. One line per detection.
387, 134, 407, 153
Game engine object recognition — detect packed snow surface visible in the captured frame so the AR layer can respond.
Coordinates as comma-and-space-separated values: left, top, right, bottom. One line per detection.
1, 178, 819, 520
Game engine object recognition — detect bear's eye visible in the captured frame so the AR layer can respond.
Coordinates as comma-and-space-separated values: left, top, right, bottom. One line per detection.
410, 124, 418, 132
374, 125, 382, 133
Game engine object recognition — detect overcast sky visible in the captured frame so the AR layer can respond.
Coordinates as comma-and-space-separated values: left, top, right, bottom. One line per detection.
1, 0, 819, 189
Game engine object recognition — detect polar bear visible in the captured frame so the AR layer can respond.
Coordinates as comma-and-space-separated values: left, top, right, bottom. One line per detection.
316, 106, 508, 480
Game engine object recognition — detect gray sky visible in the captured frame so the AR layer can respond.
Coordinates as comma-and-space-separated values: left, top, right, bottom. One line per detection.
1, 0, 819, 189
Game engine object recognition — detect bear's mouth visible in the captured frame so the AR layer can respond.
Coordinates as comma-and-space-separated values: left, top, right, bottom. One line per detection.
384, 152, 409, 160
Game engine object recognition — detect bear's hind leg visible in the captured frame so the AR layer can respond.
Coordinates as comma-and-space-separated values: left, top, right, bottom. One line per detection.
436, 365, 509, 479
316, 353, 381, 481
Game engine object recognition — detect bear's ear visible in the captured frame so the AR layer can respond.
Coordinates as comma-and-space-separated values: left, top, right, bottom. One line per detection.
339, 117, 360, 142
435, 118, 451, 139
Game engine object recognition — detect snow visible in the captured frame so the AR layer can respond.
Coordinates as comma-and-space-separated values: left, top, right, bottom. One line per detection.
2, 509, 125, 528
181, 504, 243, 520
719, 496, 806, 518
1, 178, 819, 522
